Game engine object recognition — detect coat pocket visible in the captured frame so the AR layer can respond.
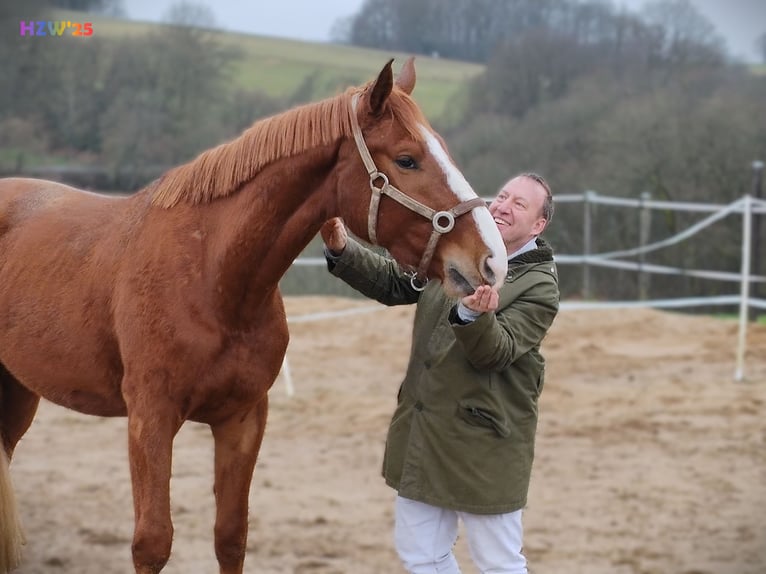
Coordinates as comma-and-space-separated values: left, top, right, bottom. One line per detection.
457, 402, 511, 438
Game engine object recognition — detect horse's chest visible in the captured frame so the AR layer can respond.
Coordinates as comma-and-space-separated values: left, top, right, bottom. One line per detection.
212, 334, 287, 389
187, 338, 286, 422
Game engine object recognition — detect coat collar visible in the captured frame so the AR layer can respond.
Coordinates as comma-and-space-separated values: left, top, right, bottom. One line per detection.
510, 237, 554, 265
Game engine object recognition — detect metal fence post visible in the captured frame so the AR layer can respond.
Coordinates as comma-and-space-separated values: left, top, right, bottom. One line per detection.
638, 191, 652, 300
735, 195, 752, 382
582, 190, 595, 299
750, 160, 763, 321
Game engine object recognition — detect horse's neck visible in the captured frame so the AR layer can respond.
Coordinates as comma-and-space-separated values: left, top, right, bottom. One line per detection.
210, 147, 338, 323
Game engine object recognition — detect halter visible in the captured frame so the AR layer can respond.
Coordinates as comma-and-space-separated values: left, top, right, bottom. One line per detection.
349, 93, 486, 291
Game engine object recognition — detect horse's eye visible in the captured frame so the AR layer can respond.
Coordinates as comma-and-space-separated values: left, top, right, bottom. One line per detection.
395, 156, 418, 170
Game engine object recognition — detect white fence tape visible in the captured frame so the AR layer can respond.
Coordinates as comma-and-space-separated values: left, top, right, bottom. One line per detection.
286, 296, 766, 317
554, 256, 766, 283
556, 197, 746, 262
530, 193, 766, 213
560, 295, 764, 310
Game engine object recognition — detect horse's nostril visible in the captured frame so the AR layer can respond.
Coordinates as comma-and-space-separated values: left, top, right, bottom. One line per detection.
448, 267, 474, 295
482, 257, 496, 286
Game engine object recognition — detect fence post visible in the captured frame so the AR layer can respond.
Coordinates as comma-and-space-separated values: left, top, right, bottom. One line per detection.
638, 191, 652, 300
735, 195, 752, 382
582, 190, 595, 299
280, 354, 295, 397
750, 160, 763, 321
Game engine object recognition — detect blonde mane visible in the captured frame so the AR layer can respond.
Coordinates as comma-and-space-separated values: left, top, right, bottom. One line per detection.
150, 84, 430, 209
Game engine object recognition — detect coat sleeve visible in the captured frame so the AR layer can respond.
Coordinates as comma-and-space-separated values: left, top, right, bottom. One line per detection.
326, 236, 421, 306
449, 270, 559, 371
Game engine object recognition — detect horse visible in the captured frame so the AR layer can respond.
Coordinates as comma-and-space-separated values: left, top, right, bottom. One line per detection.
0, 58, 507, 574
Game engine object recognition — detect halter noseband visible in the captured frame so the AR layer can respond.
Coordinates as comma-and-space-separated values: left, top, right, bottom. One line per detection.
349, 93, 486, 291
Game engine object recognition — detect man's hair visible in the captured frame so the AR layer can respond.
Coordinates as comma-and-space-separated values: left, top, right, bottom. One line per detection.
519, 172, 554, 224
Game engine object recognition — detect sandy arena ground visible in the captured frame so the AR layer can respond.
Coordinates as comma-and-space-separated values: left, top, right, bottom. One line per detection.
9, 296, 766, 574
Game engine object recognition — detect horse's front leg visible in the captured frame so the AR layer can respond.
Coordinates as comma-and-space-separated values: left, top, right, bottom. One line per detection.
125, 391, 183, 574
211, 395, 269, 574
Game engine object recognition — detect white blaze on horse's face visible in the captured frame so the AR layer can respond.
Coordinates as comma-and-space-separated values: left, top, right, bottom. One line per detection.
419, 126, 508, 289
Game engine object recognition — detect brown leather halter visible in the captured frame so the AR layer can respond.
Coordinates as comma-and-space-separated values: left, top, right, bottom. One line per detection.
349, 93, 486, 291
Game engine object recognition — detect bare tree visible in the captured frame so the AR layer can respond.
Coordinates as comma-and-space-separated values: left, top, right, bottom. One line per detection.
163, 1, 216, 29
99, 3, 239, 177
640, 0, 724, 65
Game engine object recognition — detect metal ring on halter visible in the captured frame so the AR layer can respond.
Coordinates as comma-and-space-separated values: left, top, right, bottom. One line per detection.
369, 171, 389, 192
432, 211, 455, 233
409, 274, 428, 292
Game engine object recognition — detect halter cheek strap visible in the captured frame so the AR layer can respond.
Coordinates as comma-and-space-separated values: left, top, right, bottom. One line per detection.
349, 93, 486, 291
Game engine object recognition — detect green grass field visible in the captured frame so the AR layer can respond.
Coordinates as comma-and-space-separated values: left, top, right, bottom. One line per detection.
56, 10, 484, 121
714, 313, 766, 325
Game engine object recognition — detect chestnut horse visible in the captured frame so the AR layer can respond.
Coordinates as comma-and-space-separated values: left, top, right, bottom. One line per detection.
0, 59, 506, 573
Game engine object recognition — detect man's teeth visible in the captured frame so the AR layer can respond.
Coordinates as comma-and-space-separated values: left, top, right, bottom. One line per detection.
494, 218, 509, 226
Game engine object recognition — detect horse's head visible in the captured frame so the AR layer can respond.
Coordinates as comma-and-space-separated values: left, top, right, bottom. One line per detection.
336, 59, 507, 298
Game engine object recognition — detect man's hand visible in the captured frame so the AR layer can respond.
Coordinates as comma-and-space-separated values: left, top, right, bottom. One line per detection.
461, 285, 499, 314
320, 217, 348, 255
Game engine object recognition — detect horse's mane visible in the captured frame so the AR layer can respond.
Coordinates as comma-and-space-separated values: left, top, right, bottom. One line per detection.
150, 83, 429, 209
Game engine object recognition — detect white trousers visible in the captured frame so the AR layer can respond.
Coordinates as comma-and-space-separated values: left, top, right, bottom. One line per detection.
394, 496, 528, 574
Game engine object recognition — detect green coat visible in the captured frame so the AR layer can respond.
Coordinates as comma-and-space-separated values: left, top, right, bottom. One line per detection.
327, 237, 559, 514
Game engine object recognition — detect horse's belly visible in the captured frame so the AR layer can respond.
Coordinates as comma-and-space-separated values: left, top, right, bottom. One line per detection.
7, 361, 125, 417
42, 383, 127, 417
0, 327, 126, 417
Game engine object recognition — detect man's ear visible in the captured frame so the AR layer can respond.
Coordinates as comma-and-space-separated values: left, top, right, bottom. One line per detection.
368, 59, 394, 116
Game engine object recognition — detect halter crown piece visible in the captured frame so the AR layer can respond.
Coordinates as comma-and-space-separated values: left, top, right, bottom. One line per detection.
349, 93, 486, 291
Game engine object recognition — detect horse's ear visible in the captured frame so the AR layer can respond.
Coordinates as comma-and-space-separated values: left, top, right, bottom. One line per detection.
395, 57, 416, 95
368, 59, 395, 116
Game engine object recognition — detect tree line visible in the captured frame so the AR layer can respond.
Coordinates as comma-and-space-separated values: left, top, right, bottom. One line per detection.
341, 0, 727, 65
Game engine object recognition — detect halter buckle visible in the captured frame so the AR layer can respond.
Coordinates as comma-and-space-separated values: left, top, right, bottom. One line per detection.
369, 171, 389, 193
432, 211, 455, 233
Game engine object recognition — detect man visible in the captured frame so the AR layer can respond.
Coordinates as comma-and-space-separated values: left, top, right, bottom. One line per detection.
321, 173, 559, 574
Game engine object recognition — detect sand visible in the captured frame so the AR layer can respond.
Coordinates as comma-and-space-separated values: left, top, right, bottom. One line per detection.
9, 296, 766, 574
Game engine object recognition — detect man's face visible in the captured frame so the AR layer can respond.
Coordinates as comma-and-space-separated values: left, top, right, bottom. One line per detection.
488, 176, 548, 253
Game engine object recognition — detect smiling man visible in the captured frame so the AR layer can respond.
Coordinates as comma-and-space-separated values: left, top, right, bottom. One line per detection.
321, 172, 559, 574
458, 172, 555, 318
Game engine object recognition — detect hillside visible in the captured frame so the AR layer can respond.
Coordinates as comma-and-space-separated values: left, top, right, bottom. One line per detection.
54, 10, 484, 121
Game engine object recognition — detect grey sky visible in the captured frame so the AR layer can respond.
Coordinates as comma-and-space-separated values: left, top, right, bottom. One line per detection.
122, 0, 365, 42
121, 0, 765, 63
